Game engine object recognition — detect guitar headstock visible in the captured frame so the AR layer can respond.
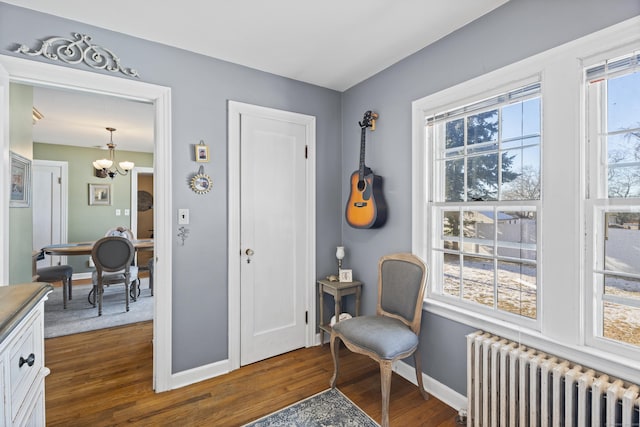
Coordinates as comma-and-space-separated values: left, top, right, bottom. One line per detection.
359, 110, 379, 130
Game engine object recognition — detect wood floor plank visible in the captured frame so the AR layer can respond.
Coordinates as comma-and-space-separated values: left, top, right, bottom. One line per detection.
45, 321, 459, 426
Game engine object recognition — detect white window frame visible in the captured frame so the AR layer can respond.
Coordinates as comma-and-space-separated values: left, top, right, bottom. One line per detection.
583, 47, 640, 360
425, 77, 542, 329
412, 17, 640, 382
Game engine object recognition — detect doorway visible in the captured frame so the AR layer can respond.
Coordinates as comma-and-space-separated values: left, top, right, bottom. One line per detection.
0, 54, 173, 391
32, 160, 68, 269
227, 101, 317, 369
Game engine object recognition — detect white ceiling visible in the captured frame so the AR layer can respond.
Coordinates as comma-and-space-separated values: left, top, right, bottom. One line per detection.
8, 0, 508, 151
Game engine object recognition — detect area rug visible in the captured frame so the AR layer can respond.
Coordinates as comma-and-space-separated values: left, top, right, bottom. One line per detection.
243, 388, 379, 427
44, 280, 153, 338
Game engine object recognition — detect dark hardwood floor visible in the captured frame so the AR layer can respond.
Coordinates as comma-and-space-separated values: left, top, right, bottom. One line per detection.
45, 321, 458, 426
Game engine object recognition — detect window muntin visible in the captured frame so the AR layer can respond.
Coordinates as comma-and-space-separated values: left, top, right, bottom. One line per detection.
428, 83, 541, 322
586, 51, 640, 349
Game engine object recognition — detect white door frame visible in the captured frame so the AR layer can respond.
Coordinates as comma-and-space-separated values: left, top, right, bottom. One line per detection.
227, 100, 316, 370
33, 159, 69, 267
0, 55, 174, 392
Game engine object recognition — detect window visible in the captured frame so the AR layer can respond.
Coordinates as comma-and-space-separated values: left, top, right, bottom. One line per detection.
426, 82, 541, 322
413, 17, 640, 377
585, 51, 640, 351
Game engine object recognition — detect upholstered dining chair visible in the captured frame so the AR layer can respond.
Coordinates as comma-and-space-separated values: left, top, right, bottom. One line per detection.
329, 253, 429, 427
103, 226, 143, 299
90, 236, 139, 316
33, 250, 73, 309
104, 226, 134, 240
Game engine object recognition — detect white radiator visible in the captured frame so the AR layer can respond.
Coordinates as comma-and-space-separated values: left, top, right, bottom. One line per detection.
466, 331, 640, 427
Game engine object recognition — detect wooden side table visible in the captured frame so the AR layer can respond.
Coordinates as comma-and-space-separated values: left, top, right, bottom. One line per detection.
317, 278, 362, 345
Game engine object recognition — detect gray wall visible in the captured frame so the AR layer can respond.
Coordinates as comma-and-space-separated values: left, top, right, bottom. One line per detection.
340, 0, 640, 395
0, 2, 343, 373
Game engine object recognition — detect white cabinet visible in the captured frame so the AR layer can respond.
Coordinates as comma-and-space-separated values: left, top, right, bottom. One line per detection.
0, 283, 51, 427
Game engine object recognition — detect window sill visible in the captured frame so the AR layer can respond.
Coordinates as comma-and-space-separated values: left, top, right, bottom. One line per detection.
423, 298, 640, 385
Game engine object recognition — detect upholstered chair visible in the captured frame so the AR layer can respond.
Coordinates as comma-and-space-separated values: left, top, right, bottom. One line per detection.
330, 253, 429, 427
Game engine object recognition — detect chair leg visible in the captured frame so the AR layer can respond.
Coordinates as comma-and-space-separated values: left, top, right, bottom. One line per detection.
413, 349, 429, 400
380, 360, 393, 427
125, 279, 130, 312
98, 283, 103, 316
68, 276, 73, 300
62, 277, 68, 309
329, 333, 340, 389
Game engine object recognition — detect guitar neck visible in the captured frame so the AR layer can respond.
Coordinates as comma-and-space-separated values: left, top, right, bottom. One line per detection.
358, 127, 366, 180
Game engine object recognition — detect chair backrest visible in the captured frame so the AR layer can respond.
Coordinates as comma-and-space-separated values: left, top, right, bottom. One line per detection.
92, 236, 135, 274
104, 226, 134, 240
377, 253, 428, 334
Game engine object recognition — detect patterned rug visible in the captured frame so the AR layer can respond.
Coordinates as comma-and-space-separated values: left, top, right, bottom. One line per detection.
243, 388, 379, 427
44, 281, 153, 338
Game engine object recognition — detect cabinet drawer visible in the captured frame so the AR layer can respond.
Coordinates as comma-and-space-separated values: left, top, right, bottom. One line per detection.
8, 312, 42, 421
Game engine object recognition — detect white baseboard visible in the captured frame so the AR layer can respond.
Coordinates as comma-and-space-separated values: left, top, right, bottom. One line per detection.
72, 272, 92, 280
169, 358, 232, 390
394, 360, 467, 413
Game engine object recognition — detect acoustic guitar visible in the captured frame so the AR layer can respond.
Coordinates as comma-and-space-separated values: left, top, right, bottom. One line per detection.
345, 110, 387, 229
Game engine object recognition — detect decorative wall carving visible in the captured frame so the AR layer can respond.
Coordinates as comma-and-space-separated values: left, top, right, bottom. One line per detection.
14, 33, 139, 77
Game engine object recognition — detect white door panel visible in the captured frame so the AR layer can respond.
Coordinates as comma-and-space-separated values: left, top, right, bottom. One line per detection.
240, 114, 307, 365
33, 162, 66, 268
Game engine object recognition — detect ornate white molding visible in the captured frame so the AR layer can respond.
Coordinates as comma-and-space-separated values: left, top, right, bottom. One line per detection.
14, 33, 139, 78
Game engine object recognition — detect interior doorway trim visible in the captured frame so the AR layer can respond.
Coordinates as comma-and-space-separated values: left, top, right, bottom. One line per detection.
227, 100, 317, 370
0, 54, 174, 392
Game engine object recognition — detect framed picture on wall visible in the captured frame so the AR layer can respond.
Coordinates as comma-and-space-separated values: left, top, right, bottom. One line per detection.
10, 151, 31, 208
195, 143, 209, 162
89, 183, 111, 205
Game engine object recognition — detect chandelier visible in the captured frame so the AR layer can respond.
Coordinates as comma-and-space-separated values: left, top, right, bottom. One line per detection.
93, 127, 135, 178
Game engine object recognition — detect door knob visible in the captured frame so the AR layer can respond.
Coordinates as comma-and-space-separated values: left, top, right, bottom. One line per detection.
245, 248, 254, 256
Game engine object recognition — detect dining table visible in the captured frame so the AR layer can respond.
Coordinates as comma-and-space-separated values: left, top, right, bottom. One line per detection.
42, 239, 154, 256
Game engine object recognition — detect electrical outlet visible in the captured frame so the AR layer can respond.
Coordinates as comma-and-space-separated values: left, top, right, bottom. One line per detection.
124, 209, 130, 216
116, 209, 121, 216
178, 209, 189, 224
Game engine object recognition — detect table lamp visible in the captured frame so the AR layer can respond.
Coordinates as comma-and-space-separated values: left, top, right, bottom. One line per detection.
336, 246, 345, 272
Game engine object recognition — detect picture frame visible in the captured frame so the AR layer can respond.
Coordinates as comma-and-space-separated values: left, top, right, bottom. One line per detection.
10, 151, 31, 208
89, 183, 112, 205
195, 144, 210, 163
339, 268, 353, 283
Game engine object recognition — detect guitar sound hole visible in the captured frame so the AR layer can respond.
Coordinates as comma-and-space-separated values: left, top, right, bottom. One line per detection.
357, 180, 367, 192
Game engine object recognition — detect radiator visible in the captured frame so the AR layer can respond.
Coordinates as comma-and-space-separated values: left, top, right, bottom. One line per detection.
466, 331, 640, 427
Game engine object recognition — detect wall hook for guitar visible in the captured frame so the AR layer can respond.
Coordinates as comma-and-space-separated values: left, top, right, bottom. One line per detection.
345, 110, 388, 229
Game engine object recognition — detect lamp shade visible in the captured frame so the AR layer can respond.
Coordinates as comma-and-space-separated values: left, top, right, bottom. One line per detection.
93, 159, 113, 170
119, 161, 135, 171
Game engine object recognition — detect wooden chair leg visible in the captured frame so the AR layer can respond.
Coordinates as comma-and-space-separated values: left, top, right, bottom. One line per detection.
329, 333, 340, 388
68, 276, 73, 300
62, 277, 68, 309
380, 360, 393, 427
413, 349, 429, 400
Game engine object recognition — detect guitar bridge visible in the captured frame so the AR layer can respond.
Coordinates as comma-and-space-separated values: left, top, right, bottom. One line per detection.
354, 202, 367, 207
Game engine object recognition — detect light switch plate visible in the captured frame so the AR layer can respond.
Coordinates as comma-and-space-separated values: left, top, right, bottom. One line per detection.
178, 208, 189, 224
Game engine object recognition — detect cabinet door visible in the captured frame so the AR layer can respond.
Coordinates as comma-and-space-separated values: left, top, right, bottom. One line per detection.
0, 359, 6, 426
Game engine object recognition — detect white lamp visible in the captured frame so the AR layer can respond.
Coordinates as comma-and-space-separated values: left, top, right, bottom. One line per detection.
336, 246, 345, 271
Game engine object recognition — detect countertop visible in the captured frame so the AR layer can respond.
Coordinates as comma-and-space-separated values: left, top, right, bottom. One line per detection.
0, 283, 52, 343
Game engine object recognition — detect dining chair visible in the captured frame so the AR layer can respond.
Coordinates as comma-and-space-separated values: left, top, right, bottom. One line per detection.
33, 250, 74, 309
103, 226, 143, 299
329, 253, 429, 427
104, 226, 134, 240
90, 236, 139, 316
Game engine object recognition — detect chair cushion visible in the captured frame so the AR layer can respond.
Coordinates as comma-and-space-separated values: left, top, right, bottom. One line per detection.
332, 315, 418, 360
37, 265, 73, 281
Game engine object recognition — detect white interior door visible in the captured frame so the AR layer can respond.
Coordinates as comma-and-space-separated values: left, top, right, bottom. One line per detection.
32, 160, 67, 268
239, 113, 308, 365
